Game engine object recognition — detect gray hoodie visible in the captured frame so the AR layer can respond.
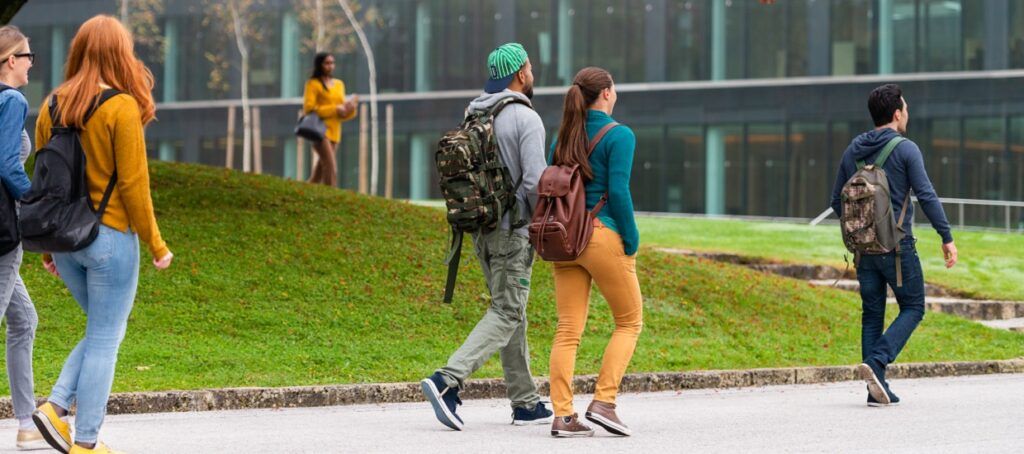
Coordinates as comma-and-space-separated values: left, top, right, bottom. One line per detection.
466, 89, 547, 237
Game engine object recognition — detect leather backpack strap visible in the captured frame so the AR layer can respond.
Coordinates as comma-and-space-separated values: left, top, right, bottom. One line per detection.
587, 122, 619, 155
586, 122, 619, 216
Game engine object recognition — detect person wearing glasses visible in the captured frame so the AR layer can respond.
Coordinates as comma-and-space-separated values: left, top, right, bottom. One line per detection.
0, 25, 45, 451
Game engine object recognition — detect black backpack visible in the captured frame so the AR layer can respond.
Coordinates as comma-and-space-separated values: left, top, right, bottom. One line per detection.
19, 89, 121, 253
0, 85, 21, 256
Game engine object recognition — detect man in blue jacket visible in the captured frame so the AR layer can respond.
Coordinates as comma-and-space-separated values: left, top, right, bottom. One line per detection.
830, 84, 958, 406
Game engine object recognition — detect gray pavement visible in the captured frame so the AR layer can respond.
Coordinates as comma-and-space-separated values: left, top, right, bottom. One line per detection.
0, 373, 1021, 453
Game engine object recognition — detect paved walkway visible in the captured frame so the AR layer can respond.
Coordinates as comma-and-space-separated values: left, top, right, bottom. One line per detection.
1, 374, 1021, 453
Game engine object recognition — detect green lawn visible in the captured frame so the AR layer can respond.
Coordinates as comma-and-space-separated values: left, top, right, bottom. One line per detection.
2, 163, 1021, 396
638, 216, 1024, 301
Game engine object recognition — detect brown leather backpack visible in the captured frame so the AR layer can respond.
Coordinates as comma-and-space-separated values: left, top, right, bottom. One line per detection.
529, 122, 619, 261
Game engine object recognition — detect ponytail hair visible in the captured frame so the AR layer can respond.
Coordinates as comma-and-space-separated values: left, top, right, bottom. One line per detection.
553, 67, 613, 181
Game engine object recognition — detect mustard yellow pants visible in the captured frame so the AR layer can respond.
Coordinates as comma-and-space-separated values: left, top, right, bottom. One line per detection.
549, 219, 643, 417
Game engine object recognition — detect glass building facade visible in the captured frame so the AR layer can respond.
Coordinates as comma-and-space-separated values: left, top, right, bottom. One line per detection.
11, 0, 1024, 226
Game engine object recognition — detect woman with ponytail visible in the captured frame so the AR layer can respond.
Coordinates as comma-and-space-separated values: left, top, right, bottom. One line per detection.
547, 67, 643, 438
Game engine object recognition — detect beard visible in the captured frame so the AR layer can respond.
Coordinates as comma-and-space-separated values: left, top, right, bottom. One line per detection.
523, 83, 534, 100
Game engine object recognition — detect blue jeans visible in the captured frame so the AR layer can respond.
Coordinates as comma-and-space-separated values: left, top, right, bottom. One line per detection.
0, 245, 38, 420
50, 226, 139, 444
857, 238, 926, 369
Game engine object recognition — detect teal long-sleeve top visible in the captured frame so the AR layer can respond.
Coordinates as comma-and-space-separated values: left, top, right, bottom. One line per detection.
548, 109, 639, 255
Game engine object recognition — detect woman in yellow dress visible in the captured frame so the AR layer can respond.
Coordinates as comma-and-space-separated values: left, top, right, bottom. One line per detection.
302, 52, 358, 186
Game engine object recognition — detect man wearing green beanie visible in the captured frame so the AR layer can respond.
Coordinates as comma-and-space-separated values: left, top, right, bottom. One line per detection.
421, 43, 551, 430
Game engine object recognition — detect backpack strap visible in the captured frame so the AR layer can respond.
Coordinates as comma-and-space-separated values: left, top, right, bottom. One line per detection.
489, 96, 532, 231
587, 122, 620, 216
442, 228, 463, 304
89, 89, 123, 217
893, 189, 912, 288
485, 97, 532, 123
49, 88, 122, 128
51, 89, 123, 216
857, 136, 905, 169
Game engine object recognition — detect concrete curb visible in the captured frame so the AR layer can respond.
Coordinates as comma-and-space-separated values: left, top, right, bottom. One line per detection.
2, 359, 1020, 418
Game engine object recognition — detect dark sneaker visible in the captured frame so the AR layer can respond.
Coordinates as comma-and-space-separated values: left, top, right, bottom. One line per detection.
512, 401, 553, 426
585, 400, 632, 436
868, 383, 901, 407
420, 372, 464, 430
551, 413, 594, 438
856, 362, 890, 405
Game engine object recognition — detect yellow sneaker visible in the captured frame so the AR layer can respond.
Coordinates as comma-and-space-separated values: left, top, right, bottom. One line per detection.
31, 402, 72, 453
68, 443, 125, 454
15, 428, 49, 450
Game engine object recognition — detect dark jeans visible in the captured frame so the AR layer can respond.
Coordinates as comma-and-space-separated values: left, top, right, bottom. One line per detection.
857, 238, 925, 369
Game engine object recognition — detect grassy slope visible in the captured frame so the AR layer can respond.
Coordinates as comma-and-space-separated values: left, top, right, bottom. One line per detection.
4, 163, 1021, 395
638, 216, 1024, 301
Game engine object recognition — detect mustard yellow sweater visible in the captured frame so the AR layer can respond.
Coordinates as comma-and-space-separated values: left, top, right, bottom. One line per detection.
302, 78, 357, 143
35, 93, 169, 259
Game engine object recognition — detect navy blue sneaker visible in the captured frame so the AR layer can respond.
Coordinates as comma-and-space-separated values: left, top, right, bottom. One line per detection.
868, 382, 901, 407
856, 361, 890, 405
420, 372, 464, 430
512, 401, 553, 426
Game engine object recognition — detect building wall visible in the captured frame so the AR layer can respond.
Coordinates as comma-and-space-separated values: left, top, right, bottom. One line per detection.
11, 0, 1024, 226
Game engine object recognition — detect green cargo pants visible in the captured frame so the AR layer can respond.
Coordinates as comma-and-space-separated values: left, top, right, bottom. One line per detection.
438, 229, 541, 410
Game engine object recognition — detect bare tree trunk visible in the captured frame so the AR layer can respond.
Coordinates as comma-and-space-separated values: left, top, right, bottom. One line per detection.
230, 2, 252, 173
338, 0, 379, 195
315, 0, 324, 52
358, 103, 368, 194
253, 106, 262, 174
385, 103, 393, 199
120, 0, 129, 25
226, 106, 235, 168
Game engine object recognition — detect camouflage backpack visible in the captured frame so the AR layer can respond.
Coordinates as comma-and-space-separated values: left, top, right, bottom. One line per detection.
840, 136, 911, 286
435, 97, 529, 303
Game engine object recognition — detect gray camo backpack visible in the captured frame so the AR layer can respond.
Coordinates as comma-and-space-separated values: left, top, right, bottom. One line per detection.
839, 136, 910, 286
435, 97, 529, 303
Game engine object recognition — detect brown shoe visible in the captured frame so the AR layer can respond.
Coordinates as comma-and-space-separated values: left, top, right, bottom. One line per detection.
550, 413, 594, 438
585, 400, 632, 436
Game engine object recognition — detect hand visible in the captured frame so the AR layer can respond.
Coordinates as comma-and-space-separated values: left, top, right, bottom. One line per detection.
348, 94, 359, 105
153, 251, 174, 270
941, 241, 958, 269
42, 257, 59, 277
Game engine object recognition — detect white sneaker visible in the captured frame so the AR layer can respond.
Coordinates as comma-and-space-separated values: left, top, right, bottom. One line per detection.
16, 429, 50, 451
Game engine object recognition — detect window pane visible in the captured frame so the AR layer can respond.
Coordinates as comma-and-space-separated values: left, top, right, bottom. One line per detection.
1011, 1, 1024, 68
667, 0, 709, 81
631, 126, 666, 211
921, 0, 965, 71
831, 0, 875, 75
789, 123, 829, 218
667, 125, 705, 213
748, 1, 786, 78
745, 124, 787, 216
893, 0, 917, 73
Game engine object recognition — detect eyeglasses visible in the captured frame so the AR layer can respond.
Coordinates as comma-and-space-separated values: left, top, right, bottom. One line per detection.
12, 53, 34, 64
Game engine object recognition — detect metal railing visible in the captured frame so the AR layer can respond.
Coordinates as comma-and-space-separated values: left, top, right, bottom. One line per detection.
811, 197, 1024, 233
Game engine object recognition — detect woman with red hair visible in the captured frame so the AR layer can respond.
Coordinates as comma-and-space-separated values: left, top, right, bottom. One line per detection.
30, 15, 172, 454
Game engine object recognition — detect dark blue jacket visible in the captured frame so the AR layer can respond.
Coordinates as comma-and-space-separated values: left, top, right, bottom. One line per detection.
830, 128, 953, 245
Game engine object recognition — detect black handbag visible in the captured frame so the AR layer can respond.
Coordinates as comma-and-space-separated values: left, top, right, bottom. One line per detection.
294, 112, 326, 142
295, 78, 331, 142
